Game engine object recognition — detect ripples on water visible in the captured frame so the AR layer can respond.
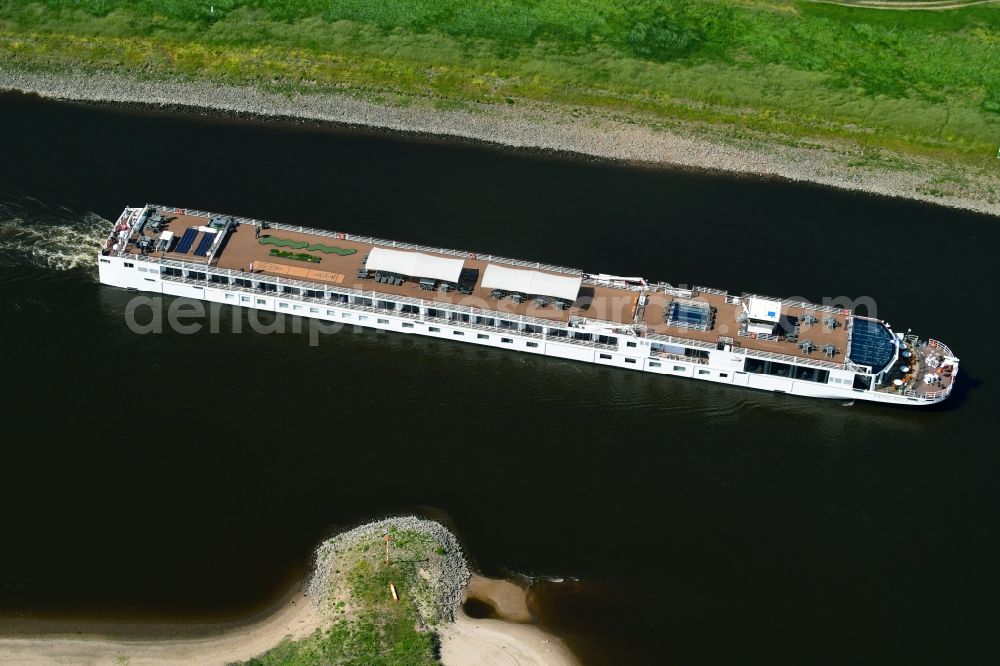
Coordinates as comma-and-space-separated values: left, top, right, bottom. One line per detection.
1, 94, 996, 665
0, 194, 106, 274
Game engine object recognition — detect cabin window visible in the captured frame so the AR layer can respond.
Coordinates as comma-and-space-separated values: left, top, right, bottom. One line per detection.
720, 373, 728, 378
527, 342, 539, 348
625, 358, 636, 364
477, 334, 489, 340
279, 303, 289, 309
378, 318, 389, 324
626, 341, 637, 348
600, 354, 612, 360
501, 338, 513, 344
453, 330, 464, 336
673, 365, 685, 372
698, 369, 710, 375
649, 362, 661, 368
402, 322, 414, 328
792, 366, 829, 383
256, 298, 266, 305
429, 327, 440, 332
124, 262, 134, 268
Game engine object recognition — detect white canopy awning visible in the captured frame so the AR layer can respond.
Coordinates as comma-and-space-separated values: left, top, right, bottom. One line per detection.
481, 264, 581, 301
746, 297, 781, 323
366, 247, 465, 283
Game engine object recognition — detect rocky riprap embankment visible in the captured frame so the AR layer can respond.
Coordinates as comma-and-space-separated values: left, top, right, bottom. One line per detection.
306, 516, 471, 623
1, 68, 996, 218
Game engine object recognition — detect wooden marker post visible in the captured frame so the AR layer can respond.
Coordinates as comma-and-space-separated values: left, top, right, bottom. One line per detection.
385, 531, 391, 564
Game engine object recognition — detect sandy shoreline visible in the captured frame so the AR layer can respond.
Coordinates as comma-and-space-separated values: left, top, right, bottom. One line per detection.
440, 575, 580, 666
441, 609, 579, 666
0, 583, 322, 665
0, 519, 579, 666
0, 577, 579, 666
1, 68, 996, 218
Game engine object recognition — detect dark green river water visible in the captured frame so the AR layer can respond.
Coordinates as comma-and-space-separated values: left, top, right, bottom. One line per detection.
0, 92, 997, 664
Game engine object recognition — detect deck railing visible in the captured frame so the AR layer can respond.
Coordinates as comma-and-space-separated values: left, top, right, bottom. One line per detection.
163, 272, 623, 349
877, 383, 953, 403
730, 346, 846, 371
148, 203, 584, 277
159, 267, 620, 348
645, 332, 717, 350
738, 329, 780, 342
741, 291, 848, 315
544, 334, 618, 351
693, 285, 729, 297
650, 351, 709, 365
927, 339, 957, 359
423, 315, 545, 339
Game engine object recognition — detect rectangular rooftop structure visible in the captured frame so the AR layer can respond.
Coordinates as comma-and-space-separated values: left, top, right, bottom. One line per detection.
481, 264, 582, 301
747, 297, 781, 323
745, 296, 781, 335
366, 247, 465, 283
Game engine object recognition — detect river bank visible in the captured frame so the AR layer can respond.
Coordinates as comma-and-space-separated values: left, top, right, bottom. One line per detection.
0, 517, 577, 665
1, 69, 996, 218
0, 584, 322, 665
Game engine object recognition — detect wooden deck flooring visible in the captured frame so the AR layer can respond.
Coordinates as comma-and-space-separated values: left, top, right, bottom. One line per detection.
133, 213, 640, 326
130, 211, 860, 364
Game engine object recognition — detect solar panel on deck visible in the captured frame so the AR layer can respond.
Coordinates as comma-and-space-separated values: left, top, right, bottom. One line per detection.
848, 319, 896, 373
193, 233, 215, 256
175, 228, 198, 254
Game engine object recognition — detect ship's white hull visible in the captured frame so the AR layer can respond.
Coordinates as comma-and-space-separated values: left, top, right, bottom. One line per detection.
98, 253, 948, 407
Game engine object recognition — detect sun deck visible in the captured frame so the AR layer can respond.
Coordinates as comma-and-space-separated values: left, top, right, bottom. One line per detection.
640, 289, 852, 365
123, 207, 860, 363
876, 338, 957, 400
128, 210, 641, 326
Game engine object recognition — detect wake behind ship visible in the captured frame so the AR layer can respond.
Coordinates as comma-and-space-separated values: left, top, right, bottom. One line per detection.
98, 205, 959, 406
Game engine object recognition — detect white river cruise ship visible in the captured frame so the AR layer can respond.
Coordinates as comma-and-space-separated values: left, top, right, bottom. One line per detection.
98, 205, 959, 406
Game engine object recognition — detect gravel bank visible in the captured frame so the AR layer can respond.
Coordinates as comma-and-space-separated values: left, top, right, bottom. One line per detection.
2, 68, 997, 218
307, 515, 471, 623
0, 516, 471, 664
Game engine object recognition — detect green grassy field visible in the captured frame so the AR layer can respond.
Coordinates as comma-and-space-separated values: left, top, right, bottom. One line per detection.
1, 1, 998, 167
242, 528, 441, 666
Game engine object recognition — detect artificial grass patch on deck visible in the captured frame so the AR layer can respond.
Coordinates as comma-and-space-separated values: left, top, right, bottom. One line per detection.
260, 236, 357, 256
268, 248, 321, 263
